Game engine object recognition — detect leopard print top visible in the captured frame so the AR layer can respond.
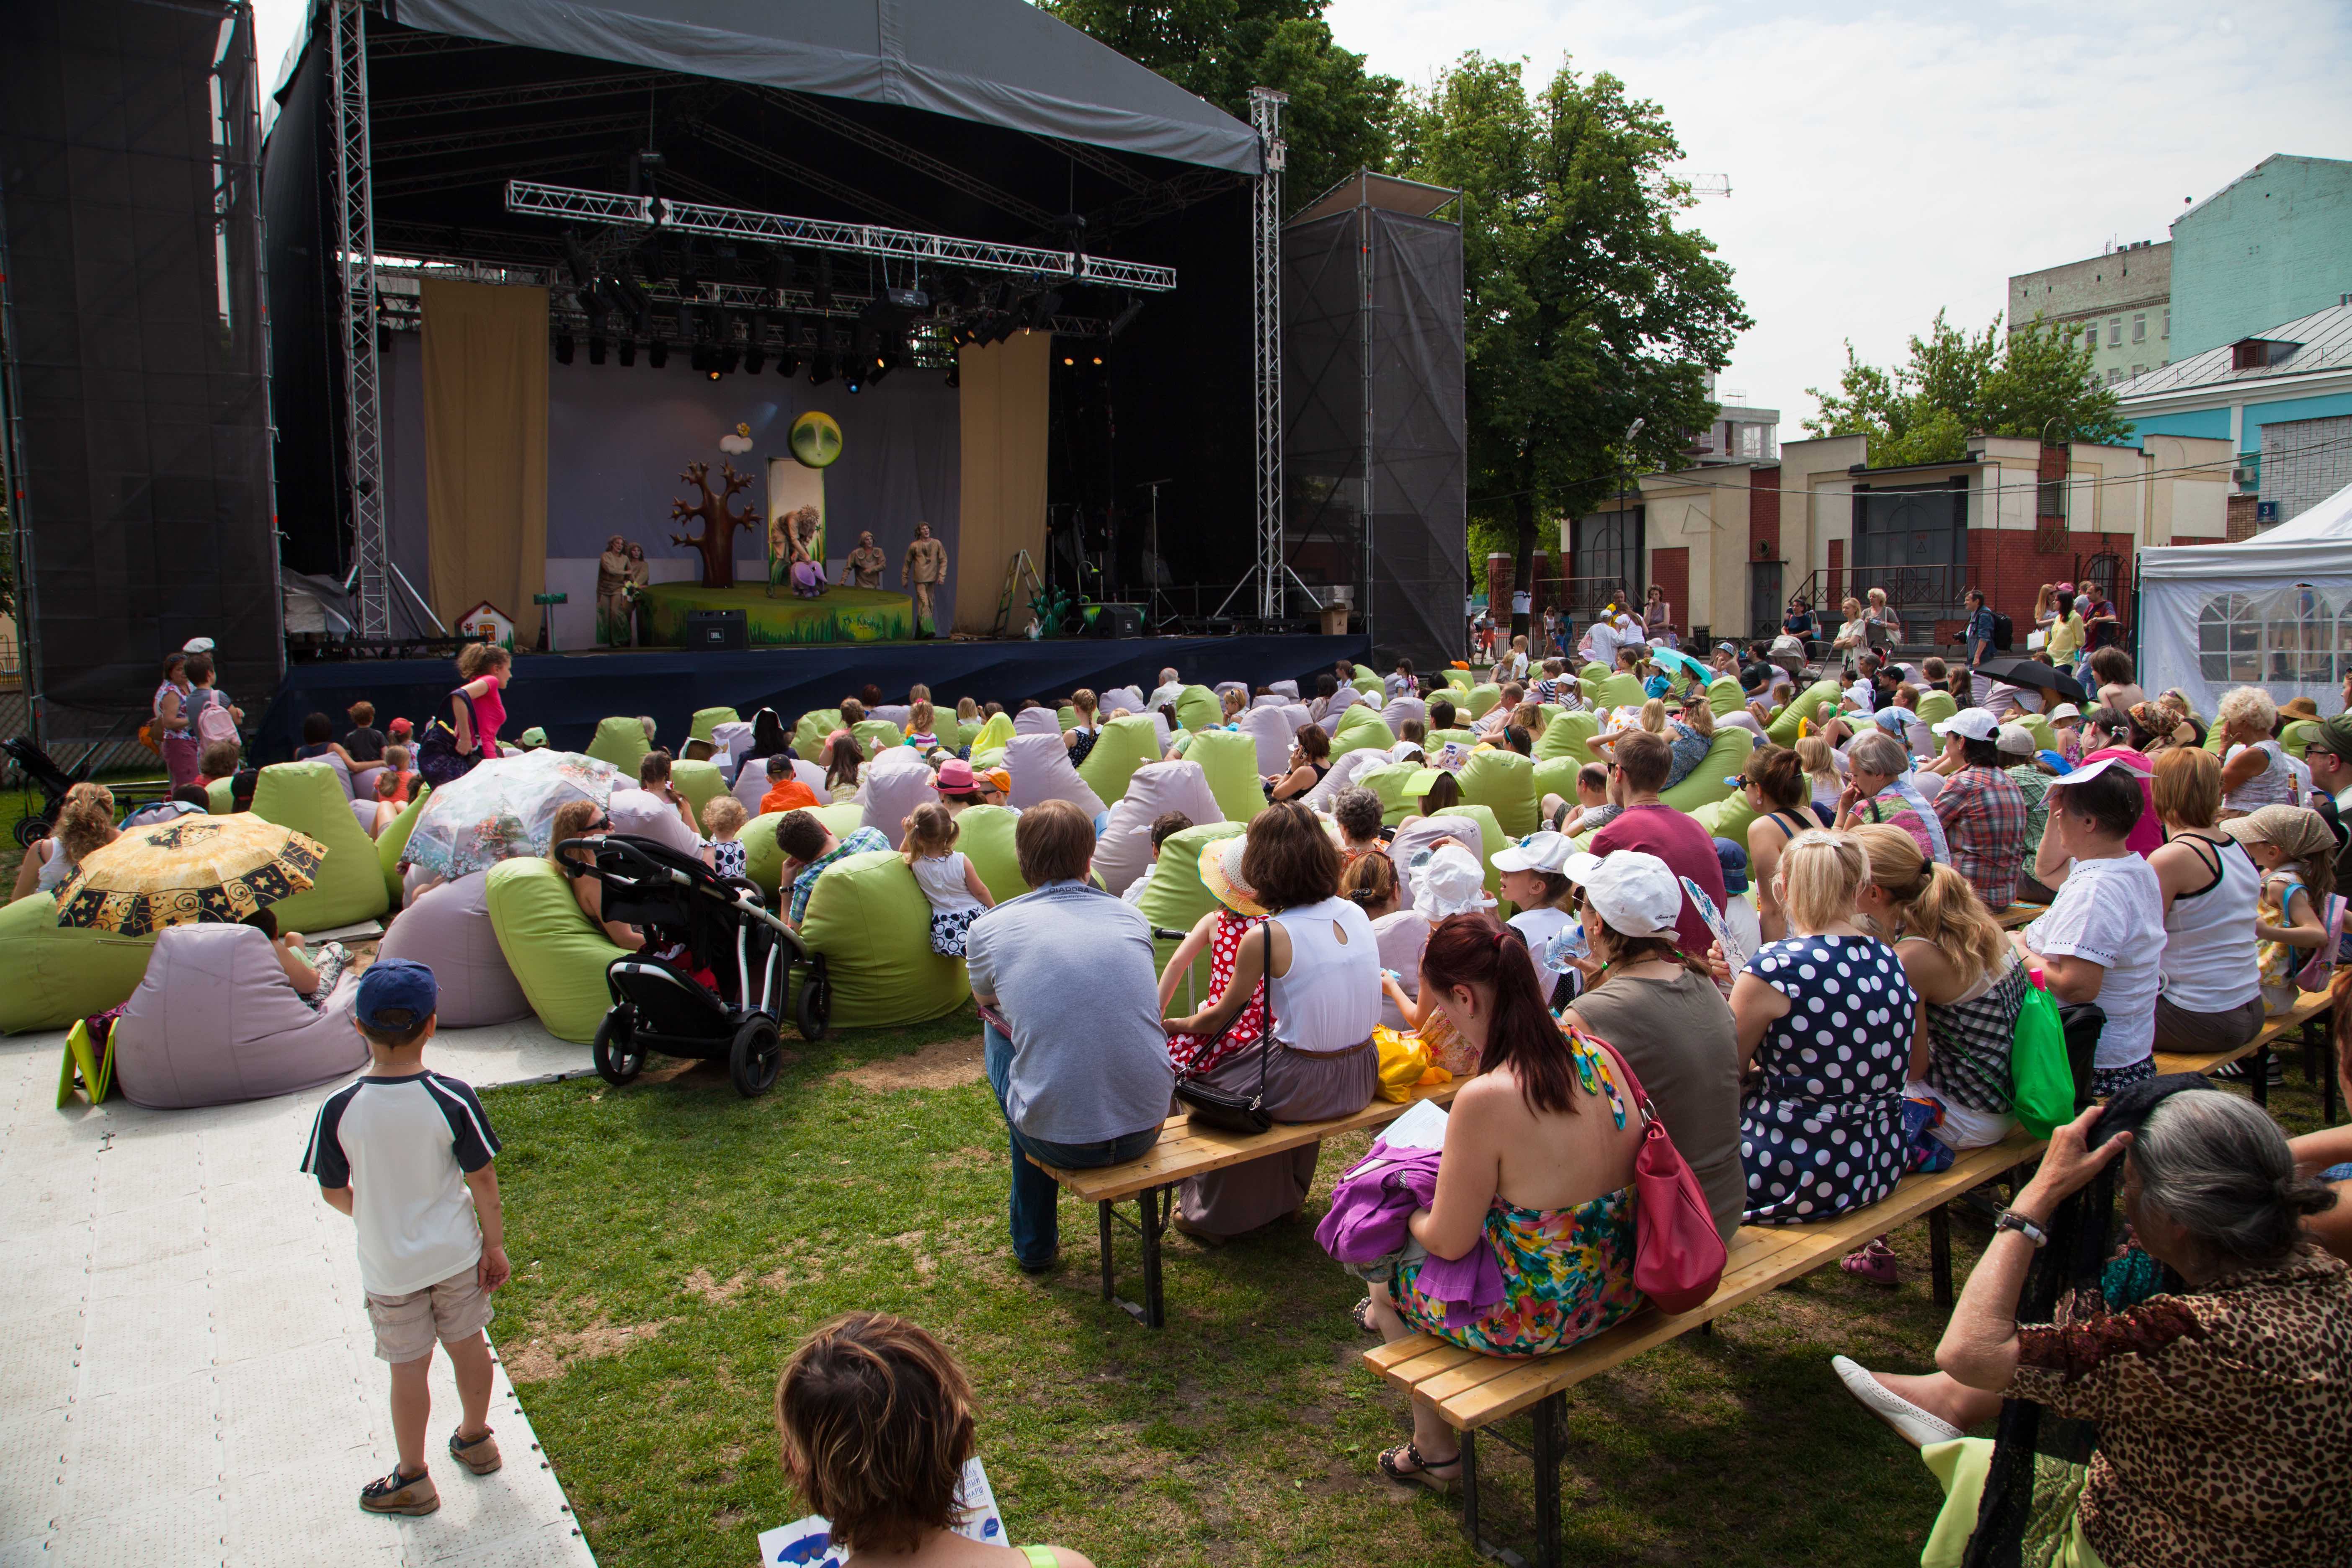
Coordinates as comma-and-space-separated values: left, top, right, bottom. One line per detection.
2002, 1249, 2352, 1568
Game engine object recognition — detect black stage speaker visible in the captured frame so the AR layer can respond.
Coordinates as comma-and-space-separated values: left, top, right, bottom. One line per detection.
1088, 603, 1145, 639
686, 610, 748, 650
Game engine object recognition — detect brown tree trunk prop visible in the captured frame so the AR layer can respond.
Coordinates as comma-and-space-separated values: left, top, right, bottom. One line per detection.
669, 461, 757, 588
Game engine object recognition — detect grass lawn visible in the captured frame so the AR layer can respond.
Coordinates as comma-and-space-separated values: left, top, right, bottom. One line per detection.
477, 1008, 2332, 1568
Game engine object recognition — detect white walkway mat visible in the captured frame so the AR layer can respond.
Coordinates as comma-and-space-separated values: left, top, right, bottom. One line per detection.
1, 1020, 597, 1568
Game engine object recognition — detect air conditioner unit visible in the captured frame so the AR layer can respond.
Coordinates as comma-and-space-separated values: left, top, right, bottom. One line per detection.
2232, 467, 2259, 492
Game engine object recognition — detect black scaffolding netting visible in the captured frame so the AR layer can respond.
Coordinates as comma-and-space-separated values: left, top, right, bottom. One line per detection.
1282, 175, 1465, 668
1, 0, 279, 743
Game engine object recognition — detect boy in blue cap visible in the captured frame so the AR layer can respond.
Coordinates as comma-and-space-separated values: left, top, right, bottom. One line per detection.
300, 959, 509, 1517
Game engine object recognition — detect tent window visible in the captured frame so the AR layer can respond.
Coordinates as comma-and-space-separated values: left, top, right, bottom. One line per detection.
2197, 593, 2262, 684
2266, 586, 2331, 684
2200, 588, 2338, 686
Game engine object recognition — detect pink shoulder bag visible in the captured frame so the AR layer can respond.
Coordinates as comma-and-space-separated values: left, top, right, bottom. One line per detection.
1585, 1031, 1728, 1315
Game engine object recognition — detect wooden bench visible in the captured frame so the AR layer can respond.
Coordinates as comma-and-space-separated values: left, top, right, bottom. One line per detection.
2153, 986, 2337, 1119
1991, 902, 2046, 931
1365, 1131, 2045, 1568
1028, 1079, 1462, 1328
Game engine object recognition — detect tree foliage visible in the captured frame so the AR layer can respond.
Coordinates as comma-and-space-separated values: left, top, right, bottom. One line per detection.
1804, 312, 2129, 468
1390, 55, 1749, 627
1042, 0, 1400, 212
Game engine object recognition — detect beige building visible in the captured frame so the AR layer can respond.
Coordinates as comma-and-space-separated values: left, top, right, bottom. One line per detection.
2008, 240, 2171, 387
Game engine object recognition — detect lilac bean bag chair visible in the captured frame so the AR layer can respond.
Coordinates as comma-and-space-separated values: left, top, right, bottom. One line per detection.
1323, 686, 1363, 720
1012, 706, 1062, 737
1268, 680, 1299, 700
1005, 733, 1106, 818
1382, 695, 1429, 735
350, 798, 381, 838
109, 924, 368, 1110
1100, 686, 1147, 716
374, 869, 533, 1028
1239, 706, 1296, 775
1091, 760, 1226, 895
1386, 816, 1488, 906
608, 787, 700, 857
1302, 745, 1391, 811
1281, 704, 1314, 734
872, 704, 912, 728
351, 765, 386, 802
861, 748, 939, 848
731, 758, 828, 815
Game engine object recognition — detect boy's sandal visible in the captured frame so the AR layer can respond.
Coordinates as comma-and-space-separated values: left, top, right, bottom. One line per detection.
449, 1426, 502, 1475
1378, 1442, 1461, 1493
1840, 1238, 1900, 1286
358, 1466, 439, 1516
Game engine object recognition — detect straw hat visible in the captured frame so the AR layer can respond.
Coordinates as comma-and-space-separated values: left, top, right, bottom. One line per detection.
1198, 835, 1265, 917
2279, 696, 2322, 722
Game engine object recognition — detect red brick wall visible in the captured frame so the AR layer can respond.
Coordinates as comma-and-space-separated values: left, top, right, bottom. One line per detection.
1961, 529, 2136, 641
1485, 552, 1512, 616
1749, 467, 1781, 559
1826, 539, 1844, 609
1650, 547, 1689, 638
2226, 495, 2260, 541
2171, 536, 2222, 547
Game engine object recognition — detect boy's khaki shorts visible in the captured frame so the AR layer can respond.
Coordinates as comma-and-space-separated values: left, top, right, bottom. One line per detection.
366, 1266, 493, 1363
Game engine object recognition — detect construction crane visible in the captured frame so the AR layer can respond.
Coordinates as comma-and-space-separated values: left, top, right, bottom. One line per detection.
1686, 173, 1730, 198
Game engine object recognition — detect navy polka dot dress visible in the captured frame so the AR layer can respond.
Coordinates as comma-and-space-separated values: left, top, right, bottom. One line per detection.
1738, 934, 1916, 1225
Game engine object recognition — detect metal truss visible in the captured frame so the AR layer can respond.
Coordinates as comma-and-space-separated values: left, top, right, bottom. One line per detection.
753, 88, 1060, 231
328, 0, 387, 636
1248, 88, 1287, 618
364, 30, 505, 59
369, 111, 647, 163
370, 70, 674, 123
505, 181, 1179, 291
1079, 165, 1249, 245
1023, 130, 1155, 194
684, 120, 929, 230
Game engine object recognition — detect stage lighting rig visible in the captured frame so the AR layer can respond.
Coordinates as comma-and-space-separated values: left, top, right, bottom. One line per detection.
554, 332, 575, 365
648, 338, 668, 369
809, 318, 837, 384
618, 338, 637, 367
743, 318, 767, 375
813, 253, 835, 313
560, 227, 594, 290
1107, 294, 1145, 336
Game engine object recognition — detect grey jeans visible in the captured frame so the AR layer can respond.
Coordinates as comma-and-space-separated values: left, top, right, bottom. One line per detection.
1176, 1039, 1378, 1237
2152, 992, 2265, 1056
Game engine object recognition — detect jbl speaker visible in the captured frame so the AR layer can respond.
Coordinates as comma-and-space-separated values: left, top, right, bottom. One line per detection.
1088, 602, 1144, 639
686, 610, 747, 650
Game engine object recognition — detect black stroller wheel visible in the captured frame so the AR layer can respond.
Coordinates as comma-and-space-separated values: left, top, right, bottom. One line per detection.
592, 1010, 643, 1085
794, 958, 831, 1043
730, 1014, 784, 1097
15, 814, 52, 850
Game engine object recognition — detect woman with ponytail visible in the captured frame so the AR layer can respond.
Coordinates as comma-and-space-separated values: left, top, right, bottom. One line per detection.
1360, 913, 1648, 1491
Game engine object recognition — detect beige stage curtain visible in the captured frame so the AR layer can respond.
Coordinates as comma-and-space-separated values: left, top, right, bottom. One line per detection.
420, 279, 549, 644
953, 331, 1051, 633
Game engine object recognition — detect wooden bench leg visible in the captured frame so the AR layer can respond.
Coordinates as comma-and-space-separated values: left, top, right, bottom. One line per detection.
1929, 1204, 1954, 1310
1530, 1391, 1565, 1568
1098, 1200, 1116, 1307
2251, 1043, 2271, 1110
1457, 1426, 1482, 1553
1096, 1187, 1172, 1329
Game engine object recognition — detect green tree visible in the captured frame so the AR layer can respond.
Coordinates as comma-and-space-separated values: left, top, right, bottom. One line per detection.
1392, 54, 1749, 632
1805, 311, 2128, 467
1042, 0, 1401, 212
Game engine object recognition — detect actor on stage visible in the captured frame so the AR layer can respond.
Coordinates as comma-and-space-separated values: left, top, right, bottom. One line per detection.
787, 505, 829, 600
902, 523, 947, 638
626, 541, 652, 645
598, 534, 634, 646
846, 531, 886, 591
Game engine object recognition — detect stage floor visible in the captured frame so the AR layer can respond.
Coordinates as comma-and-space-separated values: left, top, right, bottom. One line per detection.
639, 581, 915, 645
258, 632, 1369, 761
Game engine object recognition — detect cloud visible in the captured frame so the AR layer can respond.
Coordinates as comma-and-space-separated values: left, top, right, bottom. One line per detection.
1326, 0, 2352, 428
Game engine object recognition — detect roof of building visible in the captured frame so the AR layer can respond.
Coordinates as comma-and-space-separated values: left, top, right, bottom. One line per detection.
2177, 153, 2352, 227
2113, 303, 2352, 400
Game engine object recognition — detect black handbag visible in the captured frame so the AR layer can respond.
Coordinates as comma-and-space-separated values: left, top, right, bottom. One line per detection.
415, 688, 481, 789
1173, 923, 1276, 1134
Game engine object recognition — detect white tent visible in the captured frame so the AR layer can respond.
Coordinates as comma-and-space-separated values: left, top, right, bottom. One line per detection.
2137, 479, 2352, 719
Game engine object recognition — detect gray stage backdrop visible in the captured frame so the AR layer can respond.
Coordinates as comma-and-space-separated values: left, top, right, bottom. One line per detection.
380, 334, 961, 639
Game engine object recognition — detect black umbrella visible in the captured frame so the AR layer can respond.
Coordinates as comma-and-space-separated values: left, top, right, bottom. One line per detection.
1974, 656, 2089, 706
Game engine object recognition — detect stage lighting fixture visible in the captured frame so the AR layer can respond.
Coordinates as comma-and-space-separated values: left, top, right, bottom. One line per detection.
808, 351, 835, 386
1026, 288, 1064, 327
944, 364, 959, 389
1060, 353, 1074, 366
588, 336, 607, 365
743, 340, 766, 375
1108, 295, 1145, 336
648, 339, 668, 369
949, 273, 980, 312
844, 366, 863, 394
554, 332, 575, 365
707, 369, 722, 382
617, 338, 636, 367
1091, 353, 1104, 366
561, 227, 593, 289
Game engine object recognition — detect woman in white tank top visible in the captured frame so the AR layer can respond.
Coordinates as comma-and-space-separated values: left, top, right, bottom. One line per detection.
2216, 686, 2294, 813
2149, 748, 2264, 1055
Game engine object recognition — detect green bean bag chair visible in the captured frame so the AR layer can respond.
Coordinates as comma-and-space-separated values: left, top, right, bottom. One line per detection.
482, 857, 630, 1044
250, 760, 389, 929
741, 803, 867, 902
205, 776, 235, 814
1427, 727, 1478, 751
1532, 757, 1580, 817
1135, 820, 1247, 1005
671, 759, 727, 823
1708, 678, 1745, 716
966, 711, 1014, 757
0, 892, 156, 1034
1185, 728, 1266, 825
1689, 792, 1764, 854
1055, 704, 1080, 733
1351, 673, 1382, 698
1442, 668, 1474, 691
1174, 685, 1221, 734
1581, 663, 1610, 681
585, 716, 651, 775
794, 708, 846, 761
2282, 719, 2321, 760
792, 851, 968, 1027
1766, 680, 1844, 747
853, 719, 904, 756
2014, 712, 2058, 755
1658, 729, 1753, 814
1594, 673, 1645, 709
1535, 704, 1560, 732
956, 718, 984, 749
1458, 748, 1538, 838
1534, 711, 1601, 766
1466, 683, 1503, 720
1432, 804, 1505, 898
1328, 705, 1396, 762
376, 785, 431, 905
1358, 761, 1425, 827
1913, 689, 1958, 729
689, 707, 740, 743
948, 805, 1029, 903
1077, 714, 1161, 805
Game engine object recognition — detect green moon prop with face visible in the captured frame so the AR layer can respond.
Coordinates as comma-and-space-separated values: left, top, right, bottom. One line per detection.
789, 410, 842, 468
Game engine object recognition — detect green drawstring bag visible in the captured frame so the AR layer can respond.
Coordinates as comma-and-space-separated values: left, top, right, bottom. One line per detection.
2010, 980, 2074, 1137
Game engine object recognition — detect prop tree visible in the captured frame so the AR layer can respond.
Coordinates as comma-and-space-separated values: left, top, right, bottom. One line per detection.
669, 462, 757, 588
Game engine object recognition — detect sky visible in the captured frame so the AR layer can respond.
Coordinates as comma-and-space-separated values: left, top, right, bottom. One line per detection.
1322, 0, 2352, 431
244, 0, 2352, 434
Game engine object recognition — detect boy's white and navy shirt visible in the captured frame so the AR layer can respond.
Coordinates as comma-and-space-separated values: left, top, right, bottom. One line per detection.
301, 1071, 500, 1296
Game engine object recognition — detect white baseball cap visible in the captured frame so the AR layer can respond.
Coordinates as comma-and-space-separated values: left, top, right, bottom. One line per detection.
1995, 722, 2036, 756
1492, 829, 1573, 874
1932, 707, 1999, 742
1562, 850, 1682, 939
2048, 703, 2082, 722
181, 636, 215, 654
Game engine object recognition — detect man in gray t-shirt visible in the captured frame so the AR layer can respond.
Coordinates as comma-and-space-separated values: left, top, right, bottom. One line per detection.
966, 801, 1172, 1272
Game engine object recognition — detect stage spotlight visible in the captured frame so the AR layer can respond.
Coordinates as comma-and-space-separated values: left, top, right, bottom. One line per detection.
1107, 294, 1145, 336
943, 363, 959, 389
707, 369, 722, 382
588, 335, 607, 366
776, 337, 801, 377
1091, 353, 1104, 366
808, 351, 835, 385
618, 338, 637, 367
554, 332, 575, 365
743, 339, 766, 375
648, 339, 668, 369
1060, 353, 1074, 367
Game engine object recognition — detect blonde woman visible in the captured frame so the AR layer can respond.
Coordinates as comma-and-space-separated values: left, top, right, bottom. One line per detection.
1063, 688, 1101, 765
14, 782, 119, 901
1865, 585, 1899, 643
1795, 734, 1844, 815
1832, 596, 1871, 654
1663, 694, 1714, 789
1731, 830, 1922, 1224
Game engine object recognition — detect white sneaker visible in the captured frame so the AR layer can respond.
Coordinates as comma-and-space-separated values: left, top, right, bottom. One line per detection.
1831, 1355, 1964, 1448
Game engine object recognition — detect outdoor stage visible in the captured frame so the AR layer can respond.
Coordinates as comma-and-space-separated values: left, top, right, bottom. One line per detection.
639, 583, 917, 646
254, 633, 1370, 760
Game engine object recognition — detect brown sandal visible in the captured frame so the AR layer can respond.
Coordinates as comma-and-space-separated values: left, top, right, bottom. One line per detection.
1378, 1442, 1462, 1493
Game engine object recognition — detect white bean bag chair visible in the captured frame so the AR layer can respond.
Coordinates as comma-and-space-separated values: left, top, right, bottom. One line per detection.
1372, 909, 1434, 1031
109, 924, 368, 1110
710, 721, 754, 779
1382, 695, 1429, 734
871, 704, 911, 728
1149, 711, 1174, 751
1302, 745, 1391, 811
1251, 694, 1288, 709
349, 798, 380, 838
1269, 680, 1299, 699
1240, 706, 1297, 775
1323, 686, 1363, 720
375, 869, 533, 1027
1090, 760, 1226, 895
351, 764, 386, 802
861, 748, 939, 848
608, 787, 701, 857
1215, 681, 1250, 702
1281, 704, 1314, 734
1013, 706, 1062, 737
731, 757, 830, 814
1005, 732, 1106, 818
1386, 816, 1488, 905
1100, 686, 1147, 716
315, 750, 356, 799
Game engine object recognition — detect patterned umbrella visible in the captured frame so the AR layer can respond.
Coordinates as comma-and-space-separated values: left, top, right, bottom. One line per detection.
402, 749, 622, 881
54, 815, 326, 934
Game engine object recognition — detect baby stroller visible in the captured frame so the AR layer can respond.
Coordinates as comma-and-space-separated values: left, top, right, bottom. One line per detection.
555, 833, 833, 1097
4, 735, 170, 847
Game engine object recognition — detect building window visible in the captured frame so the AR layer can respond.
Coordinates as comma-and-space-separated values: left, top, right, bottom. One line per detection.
2198, 588, 2342, 686
2082, 326, 2098, 353
2163, 309, 2170, 338
2132, 314, 2146, 343
2108, 317, 2122, 346
2130, 364, 2145, 378
2106, 367, 2123, 386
